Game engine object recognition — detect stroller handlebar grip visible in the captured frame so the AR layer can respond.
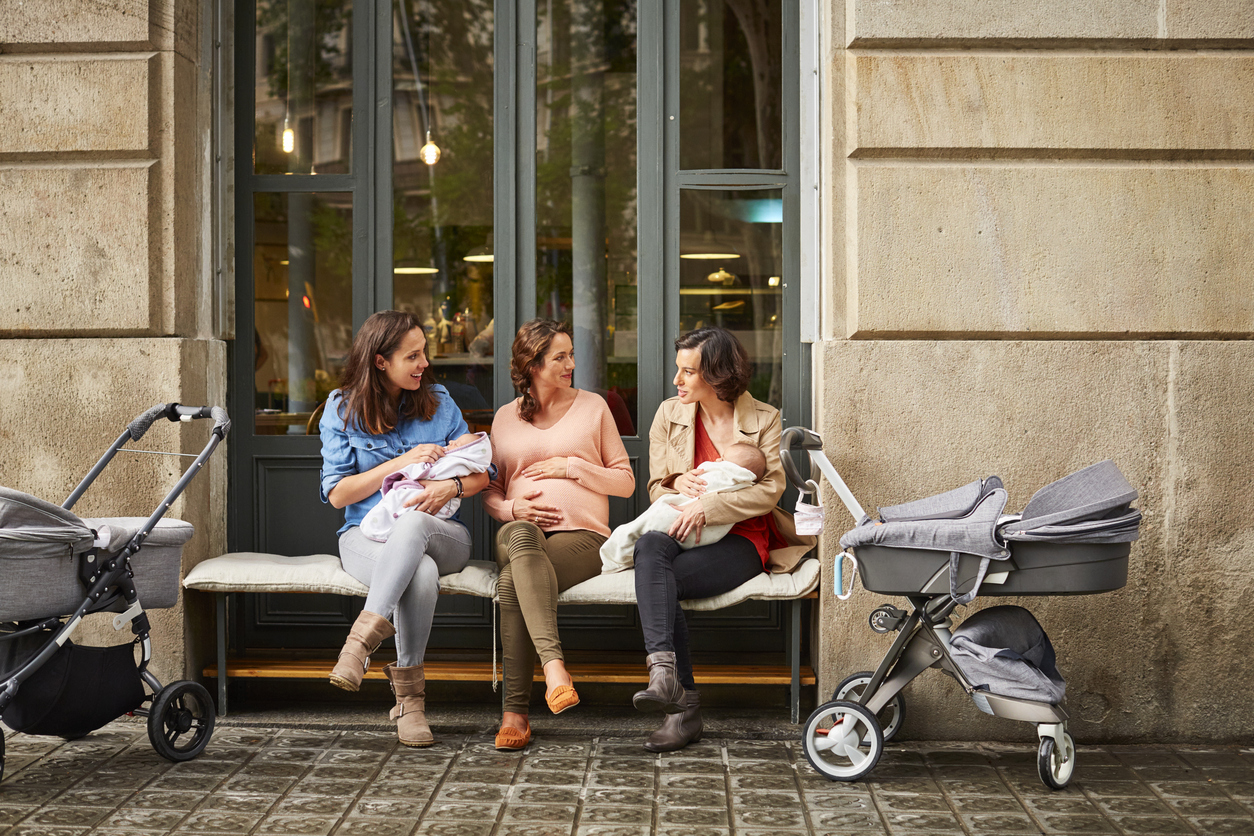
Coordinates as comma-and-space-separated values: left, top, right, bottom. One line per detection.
780, 426, 824, 491
169, 404, 232, 439
128, 404, 173, 441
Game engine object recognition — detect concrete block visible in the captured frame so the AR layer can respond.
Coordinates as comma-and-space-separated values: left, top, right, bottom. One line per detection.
850, 54, 1254, 152
0, 337, 228, 684
0, 1, 199, 59
0, 55, 152, 154
0, 163, 156, 334
849, 0, 1159, 44
814, 339, 1254, 741
1167, 1, 1254, 40
850, 164, 1254, 336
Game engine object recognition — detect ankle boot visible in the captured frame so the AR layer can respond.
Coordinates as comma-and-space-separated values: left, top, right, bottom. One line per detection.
644, 690, 703, 752
632, 651, 687, 714
329, 610, 395, 692
384, 662, 434, 747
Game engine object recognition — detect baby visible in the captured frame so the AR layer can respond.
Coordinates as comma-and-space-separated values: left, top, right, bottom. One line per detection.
359, 432, 493, 542
600, 442, 767, 573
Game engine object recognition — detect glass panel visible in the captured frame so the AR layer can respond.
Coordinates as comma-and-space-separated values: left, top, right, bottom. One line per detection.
253, 192, 354, 434
536, 0, 638, 436
679, 189, 783, 407
255, 0, 353, 175
391, 0, 495, 433
679, 0, 782, 171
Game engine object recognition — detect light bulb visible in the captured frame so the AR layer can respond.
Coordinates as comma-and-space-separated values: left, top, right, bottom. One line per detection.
420, 131, 441, 165
282, 126, 295, 154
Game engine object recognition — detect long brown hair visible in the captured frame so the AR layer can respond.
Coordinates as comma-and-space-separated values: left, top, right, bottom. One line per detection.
337, 310, 438, 434
510, 318, 572, 424
674, 326, 752, 403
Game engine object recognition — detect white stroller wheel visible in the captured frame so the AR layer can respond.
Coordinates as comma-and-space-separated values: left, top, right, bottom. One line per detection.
1037, 732, 1076, 790
801, 700, 883, 782
834, 671, 906, 743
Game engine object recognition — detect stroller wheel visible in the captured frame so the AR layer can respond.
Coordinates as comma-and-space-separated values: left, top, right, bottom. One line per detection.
1037, 731, 1076, 790
834, 671, 906, 743
148, 681, 215, 763
1, 727, 5, 782
801, 700, 883, 782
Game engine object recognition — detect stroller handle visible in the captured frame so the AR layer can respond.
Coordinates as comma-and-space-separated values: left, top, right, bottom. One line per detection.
129, 403, 232, 442
780, 425, 869, 524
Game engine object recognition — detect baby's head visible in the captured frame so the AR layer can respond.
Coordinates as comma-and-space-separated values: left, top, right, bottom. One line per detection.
722, 443, 767, 482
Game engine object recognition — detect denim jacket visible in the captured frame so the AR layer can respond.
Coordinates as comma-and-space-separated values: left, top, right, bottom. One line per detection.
319, 386, 472, 536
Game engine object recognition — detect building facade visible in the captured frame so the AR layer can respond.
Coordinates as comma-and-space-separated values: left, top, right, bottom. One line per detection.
1, 0, 1251, 741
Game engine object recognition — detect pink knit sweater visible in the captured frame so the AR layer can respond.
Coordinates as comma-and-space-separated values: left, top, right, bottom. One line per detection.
482, 389, 635, 536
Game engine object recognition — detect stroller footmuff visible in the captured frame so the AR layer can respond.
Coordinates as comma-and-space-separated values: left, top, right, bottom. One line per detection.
781, 428, 1140, 790
1, 403, 229, 781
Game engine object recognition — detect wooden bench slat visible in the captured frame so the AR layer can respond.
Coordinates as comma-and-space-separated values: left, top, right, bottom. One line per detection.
205, 658, 816, 686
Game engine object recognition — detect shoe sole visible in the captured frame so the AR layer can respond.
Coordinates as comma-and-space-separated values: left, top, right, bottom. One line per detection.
400, 739, 435, 748
328, 674, 360, 692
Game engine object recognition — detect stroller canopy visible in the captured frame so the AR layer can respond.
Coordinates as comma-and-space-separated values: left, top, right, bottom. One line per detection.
0, 486, 95, 560
1000, 460, 1141, 544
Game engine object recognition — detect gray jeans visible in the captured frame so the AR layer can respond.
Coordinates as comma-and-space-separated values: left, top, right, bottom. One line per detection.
339, 512, 472, 666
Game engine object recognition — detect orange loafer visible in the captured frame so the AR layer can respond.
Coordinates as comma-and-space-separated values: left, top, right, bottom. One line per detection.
494, 720, 532, 751
545, 684, 580, 715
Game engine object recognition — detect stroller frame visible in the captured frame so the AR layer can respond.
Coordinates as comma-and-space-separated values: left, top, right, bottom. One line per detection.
1, 403, 230, 779
781, 426, 1124, 790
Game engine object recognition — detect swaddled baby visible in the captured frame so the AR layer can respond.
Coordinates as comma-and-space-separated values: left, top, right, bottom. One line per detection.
599, 442, 767, 573
360, 432, 493, 542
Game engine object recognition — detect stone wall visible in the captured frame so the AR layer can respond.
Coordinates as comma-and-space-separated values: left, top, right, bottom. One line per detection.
0, 1, 224, 687
817, 2, 1254, 741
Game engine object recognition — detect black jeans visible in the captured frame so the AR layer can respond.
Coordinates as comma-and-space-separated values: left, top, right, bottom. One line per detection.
633, 531, 764, 690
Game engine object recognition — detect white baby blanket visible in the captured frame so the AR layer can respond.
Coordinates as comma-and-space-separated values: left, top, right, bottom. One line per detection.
360, 432, 493, 542
599, 459, 756, 573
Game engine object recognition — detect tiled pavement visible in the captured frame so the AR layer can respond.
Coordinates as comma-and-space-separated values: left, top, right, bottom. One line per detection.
3, 718, 1254, 836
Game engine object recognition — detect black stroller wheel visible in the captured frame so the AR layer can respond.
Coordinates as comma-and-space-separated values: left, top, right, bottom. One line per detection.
1, 728, 6, 782
801, 700, 883, 782
1037, 732, 1076, 790
833, 671, 906, 743
148, 681, 215, 762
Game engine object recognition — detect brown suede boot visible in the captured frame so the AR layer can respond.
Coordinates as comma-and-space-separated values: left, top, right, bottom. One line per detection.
329, 610, 395, 692
643, 690, 703, 752
632, 651, 687, 714
385, 662, 434, 747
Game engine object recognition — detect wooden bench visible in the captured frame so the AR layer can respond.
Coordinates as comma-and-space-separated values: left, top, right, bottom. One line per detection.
183, 554, 821, 721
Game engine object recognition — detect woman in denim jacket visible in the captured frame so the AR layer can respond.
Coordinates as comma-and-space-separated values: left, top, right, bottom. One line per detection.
319, 310, 490, 747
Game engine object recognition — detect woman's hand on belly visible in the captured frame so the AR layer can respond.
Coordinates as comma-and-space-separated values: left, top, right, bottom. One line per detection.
402, 479, 458, 514
521, 456, 569, 480
513, 490, 564, 527
668, 501, 706, 544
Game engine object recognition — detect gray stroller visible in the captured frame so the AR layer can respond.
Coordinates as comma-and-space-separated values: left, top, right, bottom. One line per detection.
1, 404, 229, 781
780, 427, 1139, 789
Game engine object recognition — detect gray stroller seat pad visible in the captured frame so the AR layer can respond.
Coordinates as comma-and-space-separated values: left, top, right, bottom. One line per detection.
951, 605, 1066, 705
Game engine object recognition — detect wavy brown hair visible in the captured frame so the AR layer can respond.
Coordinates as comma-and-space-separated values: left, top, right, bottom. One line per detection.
510, 318, 573, 424
337, 310, 438, 434
674, 326, 752, 403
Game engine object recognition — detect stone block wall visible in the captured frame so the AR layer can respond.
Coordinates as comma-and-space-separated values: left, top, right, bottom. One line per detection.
817, 2, 1254, 740
0, 1, 224, 687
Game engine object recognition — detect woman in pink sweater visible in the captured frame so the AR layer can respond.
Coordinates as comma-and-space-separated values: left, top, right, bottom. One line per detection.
482, 319, 635, 749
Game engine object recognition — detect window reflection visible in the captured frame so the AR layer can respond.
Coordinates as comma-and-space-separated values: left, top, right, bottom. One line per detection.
679, 189, 783, 407
255, 0, 353, 175
680, 0, 782, 171
536, 0, 638, 436
391, 0, 496, 433
253, 192, 354, 434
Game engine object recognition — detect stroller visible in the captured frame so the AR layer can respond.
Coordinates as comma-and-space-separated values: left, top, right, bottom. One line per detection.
1, 403, 229, 781
780, 427, 1139, 789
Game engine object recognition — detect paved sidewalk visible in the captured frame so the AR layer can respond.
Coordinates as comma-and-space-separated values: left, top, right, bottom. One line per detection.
3, 716, 1253, 836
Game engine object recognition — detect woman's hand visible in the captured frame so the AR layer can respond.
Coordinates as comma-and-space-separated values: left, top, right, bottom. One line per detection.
400, 443, 446, 467
513, 490, 563, 527
668, 501, 706, 544
402, 479, 459, 514
673, 468, 708, 498
521, 456, 569, 480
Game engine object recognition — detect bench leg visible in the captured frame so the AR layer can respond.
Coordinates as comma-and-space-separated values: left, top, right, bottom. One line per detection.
216, 592, 228, 717
790, 598, 801, 724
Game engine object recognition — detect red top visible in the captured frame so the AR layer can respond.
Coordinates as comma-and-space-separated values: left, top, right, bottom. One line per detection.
693, 412, 783, 568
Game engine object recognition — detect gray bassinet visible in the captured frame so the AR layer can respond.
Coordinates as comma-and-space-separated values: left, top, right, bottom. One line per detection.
0, 486, 192, 621
840, 461, 1138, 599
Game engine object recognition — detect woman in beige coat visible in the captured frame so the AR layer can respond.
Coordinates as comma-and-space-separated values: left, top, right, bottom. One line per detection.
630, 326, 813, 751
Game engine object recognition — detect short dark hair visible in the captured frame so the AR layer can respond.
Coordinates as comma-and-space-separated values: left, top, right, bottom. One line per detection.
674, 326, 752, 403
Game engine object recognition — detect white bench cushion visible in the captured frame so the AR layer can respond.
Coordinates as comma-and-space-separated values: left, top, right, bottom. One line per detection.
183, 553, 498, 599
184, 552, 819, 609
